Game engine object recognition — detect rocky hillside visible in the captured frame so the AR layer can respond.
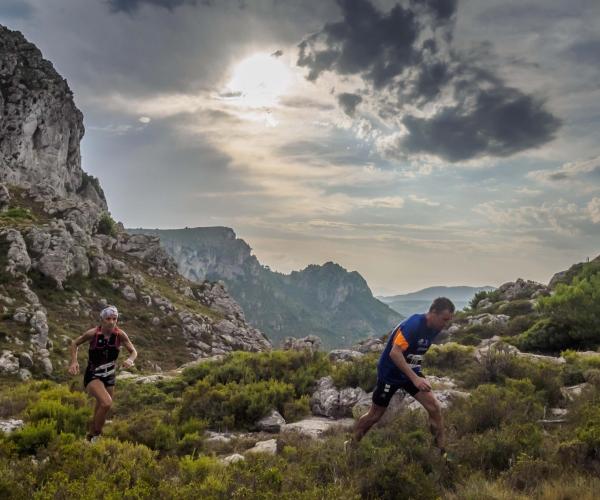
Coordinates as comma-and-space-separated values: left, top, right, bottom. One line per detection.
129, 227, 402, 349
0, 25, 270, 381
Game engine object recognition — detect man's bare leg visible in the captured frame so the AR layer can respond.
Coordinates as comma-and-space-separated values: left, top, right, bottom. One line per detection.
353, 403, 387, 443
413, 390, 445, 451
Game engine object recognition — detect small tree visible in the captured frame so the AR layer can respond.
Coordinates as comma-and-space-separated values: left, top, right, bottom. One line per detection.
96, 212, 117, 236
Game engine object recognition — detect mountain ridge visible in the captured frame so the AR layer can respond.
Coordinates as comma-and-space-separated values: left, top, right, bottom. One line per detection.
129, 227, 402, 348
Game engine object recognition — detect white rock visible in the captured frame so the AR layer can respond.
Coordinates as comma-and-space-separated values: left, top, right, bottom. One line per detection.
256, 410, 286, 433
222, 453, 245, 464
245, 438, 277, 455
281, 417, 354, 439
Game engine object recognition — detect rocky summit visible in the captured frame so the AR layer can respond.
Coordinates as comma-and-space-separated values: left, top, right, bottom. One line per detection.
0, 25, 270, 381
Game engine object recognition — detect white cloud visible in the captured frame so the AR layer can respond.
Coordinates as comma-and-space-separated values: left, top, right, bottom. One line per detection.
588, 197, 600, 224
138, 116, 151, 123
408, 194, 440, 207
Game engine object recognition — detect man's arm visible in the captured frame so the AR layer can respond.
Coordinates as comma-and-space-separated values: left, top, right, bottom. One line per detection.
119, 331, 137, 369
389, 344, 431, 392
68, 329, 95, 375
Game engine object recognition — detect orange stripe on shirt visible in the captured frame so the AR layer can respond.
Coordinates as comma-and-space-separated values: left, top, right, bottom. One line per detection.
393, 328, 409, 351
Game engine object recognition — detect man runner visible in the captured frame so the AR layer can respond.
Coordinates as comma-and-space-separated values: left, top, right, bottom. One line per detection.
68, 305, 137, 441
348, 297, 455, 456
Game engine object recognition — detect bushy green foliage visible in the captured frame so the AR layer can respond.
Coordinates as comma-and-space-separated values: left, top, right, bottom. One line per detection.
181, 379, 296, 430
183, 350, 331, 397
450, 380, 543, 435
424, 342, 478, 381
96, 212, 118, 236
506, 314, 537, 336
517, 264, 600, 352
498, 299, 534, 317
456, 423, 544, 473
330, 353, 378, 391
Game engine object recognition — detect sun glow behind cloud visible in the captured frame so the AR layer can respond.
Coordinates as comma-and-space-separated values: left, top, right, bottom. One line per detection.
224, 52, 293, 108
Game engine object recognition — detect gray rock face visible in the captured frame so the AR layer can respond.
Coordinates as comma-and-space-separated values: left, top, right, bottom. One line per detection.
281, 417, 354, 439
467, 313, 510, 327
246, 438, 278, 455
0, 419, 24, 434
329, 349, 364, 362
0, 184, 9, 211
1, 229, 31, 276
497, 278, 547, 301
352, 337, 385, 353
282, 335, 322, 353
0, 350, 19, 374
310, 376, 367, 418
256, 410, 286, 433
0, 26, 105, 206
25, 222, 90, 288
222, 453, 245, 464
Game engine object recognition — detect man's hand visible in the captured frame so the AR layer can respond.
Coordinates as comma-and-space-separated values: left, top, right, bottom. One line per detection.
414, 377, 431, 392
68, 362, 79, 375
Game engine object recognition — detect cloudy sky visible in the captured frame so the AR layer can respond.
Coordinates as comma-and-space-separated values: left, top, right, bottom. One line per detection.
2, 0, 599, 294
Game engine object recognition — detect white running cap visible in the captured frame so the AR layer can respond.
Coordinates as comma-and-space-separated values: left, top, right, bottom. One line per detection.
100, 305, 119, 319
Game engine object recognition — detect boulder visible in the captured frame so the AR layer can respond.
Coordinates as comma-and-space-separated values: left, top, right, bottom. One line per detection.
329, 349, 364, 362
1, 229, 31, 276
0, 184, 9, 212
497, 278, 547, 301
18, 352, 33, 369
561, 383, 590, 402
0, 350, 19, 374
246, 438, 277, 455
256, 410, 286, 433
0, 419, 24, 434
281, 417, 354, 439
282, 335, 322, 353
121, 285, 137, 302
222, 453, 245, 465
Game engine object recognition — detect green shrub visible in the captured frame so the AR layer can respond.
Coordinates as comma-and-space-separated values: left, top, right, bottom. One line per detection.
106, 410, 178, 453
182, 350, 331, 397
180, 379, 296, 430
449, 380, 543, 435
456, 423, 544, 473
498, 300, 534, 317
502, 454, 559, 491
10, 420, 57, 455
506, 314, 536, 336
330, 353, 378, 391
96, 212, 117, 236
517, 267, 600, 352
282, 395, 311, 422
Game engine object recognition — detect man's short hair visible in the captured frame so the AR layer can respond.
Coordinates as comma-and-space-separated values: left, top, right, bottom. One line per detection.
429, 297, 455, 314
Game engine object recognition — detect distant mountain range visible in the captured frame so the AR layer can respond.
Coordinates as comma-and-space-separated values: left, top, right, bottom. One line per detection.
128, 227, 402, 349
378, 286, 496, 317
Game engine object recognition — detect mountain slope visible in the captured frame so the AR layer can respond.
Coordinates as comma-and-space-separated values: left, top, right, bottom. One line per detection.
129, 227, 402, 348
0, 25, 270, 381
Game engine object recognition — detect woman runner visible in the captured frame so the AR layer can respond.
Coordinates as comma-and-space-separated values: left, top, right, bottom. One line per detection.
68, 305, 137, 441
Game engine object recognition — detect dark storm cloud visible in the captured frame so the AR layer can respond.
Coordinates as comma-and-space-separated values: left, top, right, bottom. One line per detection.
337, 92, 362, 116
298, 0, 561, 162
401, 86, 561, 161
107, 0, 210, 14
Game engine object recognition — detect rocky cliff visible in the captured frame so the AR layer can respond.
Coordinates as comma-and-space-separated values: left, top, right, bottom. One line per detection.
129, 227, 402, 348
0, 25, 270, 380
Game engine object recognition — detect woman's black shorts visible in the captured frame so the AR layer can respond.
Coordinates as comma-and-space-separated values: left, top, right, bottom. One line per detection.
84, 370, 116, 388
372, 372, 426, 407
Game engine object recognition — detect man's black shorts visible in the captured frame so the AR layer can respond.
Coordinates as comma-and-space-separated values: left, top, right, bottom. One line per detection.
372, 372, 426, 407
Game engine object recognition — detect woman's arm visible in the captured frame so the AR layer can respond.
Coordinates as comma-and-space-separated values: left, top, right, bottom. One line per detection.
68, 329, 96, 375
119, 331, 138, 369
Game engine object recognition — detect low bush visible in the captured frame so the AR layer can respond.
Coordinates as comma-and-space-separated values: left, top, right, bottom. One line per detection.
330, 353, 378, 391
180, 379, 296, 430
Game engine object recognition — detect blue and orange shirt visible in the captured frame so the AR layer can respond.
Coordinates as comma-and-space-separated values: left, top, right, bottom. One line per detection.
377, 313, 440, 384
